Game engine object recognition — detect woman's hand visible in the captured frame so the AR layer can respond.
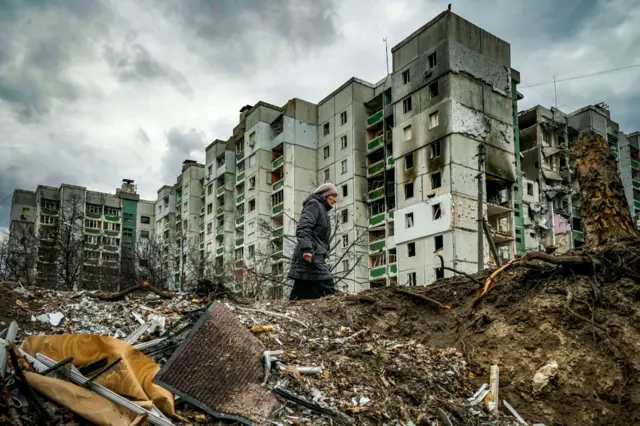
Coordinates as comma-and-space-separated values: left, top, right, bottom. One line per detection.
303, 253, 313, 263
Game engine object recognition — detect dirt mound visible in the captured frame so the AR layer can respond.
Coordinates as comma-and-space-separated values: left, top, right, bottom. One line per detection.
283, 244, 640, 426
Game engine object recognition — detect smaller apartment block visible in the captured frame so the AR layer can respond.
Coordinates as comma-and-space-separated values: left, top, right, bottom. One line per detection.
8, 180, 154, 289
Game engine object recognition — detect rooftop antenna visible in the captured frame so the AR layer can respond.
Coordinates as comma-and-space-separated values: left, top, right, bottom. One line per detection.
383, 37, 390, 76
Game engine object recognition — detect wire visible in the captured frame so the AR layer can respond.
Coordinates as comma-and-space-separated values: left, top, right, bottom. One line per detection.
0, 192, 12, 205
521, 63, 640, 89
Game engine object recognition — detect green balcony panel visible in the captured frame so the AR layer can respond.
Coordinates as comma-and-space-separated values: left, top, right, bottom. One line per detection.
369, 213, 385, 226
272, 203, 283, 215
368, 187, 385, 202
236, 151, 244, 162
367, 136, 383, 152
85, 244, 98, 250
200, 224, 204, 231
217, 206, 224, 216
635, 200, 640, 209
369, 265, 387, 278
236, 194, 245, 205
388, 210, 394, 220
272, 156, 284, 170
367, 161, 385, 177
387, 156, 394, 167
366, 110, 383, 127
85, 228, 100, 235
104, 230, 119, 236
105, 216, 120, 222
236, 238, 244, 247
85, 212, 100, 219
633, 179, 640, 190
236, 216, 245, 226
216, 186, 225, 197
272, 179, 284, 192
216, 227, 224, 235
611, 151, 619, 159
273, 227, 284, 236
236, 172, 245, 184
369, 240, 385, 252
632, 160, 639, 170
216, 247, 224, 256
86, 260, 98, 265
389, 263, 398, 275
199, 243, 204, 250
104, 246, 118, 252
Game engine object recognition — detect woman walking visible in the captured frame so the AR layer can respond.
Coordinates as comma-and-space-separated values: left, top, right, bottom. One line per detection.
288, 183, 339, 300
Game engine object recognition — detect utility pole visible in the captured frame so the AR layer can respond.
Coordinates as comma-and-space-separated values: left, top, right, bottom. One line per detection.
476, 143, 485, 271
553, 74, 558, 109
383, 38, 390, 76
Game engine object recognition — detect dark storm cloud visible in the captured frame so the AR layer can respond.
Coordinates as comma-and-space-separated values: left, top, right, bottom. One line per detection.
0, 0, 114, 121
161, 128, 207, 182
104, 35, 194, 98
156, 0, 339, 72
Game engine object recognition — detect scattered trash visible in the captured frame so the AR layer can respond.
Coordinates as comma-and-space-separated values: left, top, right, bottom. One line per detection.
533, 360, 558, 393
485, 365, 500, 417
35, 312, 65, 327
503, 399, 528, 425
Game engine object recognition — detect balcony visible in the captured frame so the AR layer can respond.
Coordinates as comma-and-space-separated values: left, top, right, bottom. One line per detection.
164, 222, 169, 229
200, 206, 205, 215
235, 238, 244, 247
216, 246, 224, 257
199, 223, 204, 232
272, 203, 284, 216
176, 198, 182, 207
632, 160, 639, 170
236, 193, 245, 205
388, 210, 394, 221
216, 226, 224, 236
369, 239, 385, 252
217, 206, 224, 216
103, 246, 118, 252
367, 135, 383, 153
369, 265, 387, 279
85, 212, 100, 219
105, 215, 120, 222
573, 230, 584, 242
366, 110, 383, 128
369, 212, 386, 227
272, 156, 284, 170
272, 179, 284, 192
236, 151, 245, 163
85, 228, 101, 235
368, 187, 385, 202
633, 179, 640, 190
389, 263, 397, 276
272, 227, 284, 238
635, 200, 640, 209
199, 243, 205, 250
367, 160, 385, 178
387, 155, 394, 168
236, 172, 245, 184
236, 215, 245, 227
216, 186, 225, 197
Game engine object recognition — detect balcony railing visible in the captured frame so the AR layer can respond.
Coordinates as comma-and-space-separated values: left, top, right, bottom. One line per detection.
368, 187, 385, 202
199, 243, 205, 250
105, 215, 120, 222
236, 172, 245, 184
366, 110, 383, 127
199, 223, 204, 232
367, 135, 383, 153
217, 206, 224, 216
633, 179, 640, 190
369, 264, 387, 279
235, 238, 244, 247
217, 186, 226, 197
272, 179, 284, 192
388, 210, 394, 221
85, 212, 100, 219
369, 212, 386, 227
632, 159, 639, 170
387, 156, 394, 168
272, 156, 284, 170
367, 160, 385, 178
635, 200, 640, 209
272, 227, 284, 238
236, 194, 245, 205
85, 228, 100, 235
200, 207, 205, 215
236, 215, 245, 226
216, 246, 224, 256
236, 151, 245, 162
272, 203, 283, 216
216, 226, 224, 236
388, 263, 398, 276
369, 239, 385, 252
176, 198, 182, 207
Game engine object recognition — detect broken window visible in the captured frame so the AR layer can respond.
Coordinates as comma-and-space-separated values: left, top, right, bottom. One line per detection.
428, 51, 437, 68
248, 132, 256, 147
84, 235, 98, 244
323, 122, 330, 136
324, 168, 330, 182
408, 272, 417, 286
408, 242, 416, 257
324, 145, 330, 159
527, 183, 534, 196
207, 184, 213, 195
431, 171, 442, 189
429, 81, 439, 99
435, 267, 444, 280
404, 125, 412, 141
342, 208, 348, 224
87, 204, 102, 215
141, 216, 150, 224
249, 199, 256, 212
342, 234, 349, 248
342, 259, 349, 271
342, 184, 348, 197
402, 69, 410, 85
429, 140, 441, 159
341, 135, 348, 149
432, 203, 442, 220
217, 156, 225, 168
406, 213, 414, 228
429, 111, 439, 129
434, 235, 443, 251
405, 182, 414, 199
403, 97, 412, 114
85, 219, 100, 229
140, 230, 149, 239
207, 223, 212, 234
340, 111, 348, 125
207, 203, 213, 214
341, 159, 348, 174
249, 176, 256, 190
405, 153, 414, 170
248, 244, 255, 258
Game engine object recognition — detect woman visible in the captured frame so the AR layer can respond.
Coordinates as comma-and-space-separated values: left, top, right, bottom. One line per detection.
288, 183, 339, 300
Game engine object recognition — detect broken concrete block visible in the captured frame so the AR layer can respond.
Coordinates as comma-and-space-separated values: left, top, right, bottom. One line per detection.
533, 360, 558, 393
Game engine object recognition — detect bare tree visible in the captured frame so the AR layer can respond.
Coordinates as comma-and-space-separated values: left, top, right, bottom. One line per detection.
53, 194, 86, 290
5, 222, 39, 285
133, 236, 175, 290
0, 230, 9, 281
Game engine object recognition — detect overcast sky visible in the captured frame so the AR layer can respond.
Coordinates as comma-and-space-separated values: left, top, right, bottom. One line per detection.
1, 0, 639, 227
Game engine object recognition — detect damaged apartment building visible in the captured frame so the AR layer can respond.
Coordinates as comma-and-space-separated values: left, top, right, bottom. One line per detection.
519, 102, 639, 253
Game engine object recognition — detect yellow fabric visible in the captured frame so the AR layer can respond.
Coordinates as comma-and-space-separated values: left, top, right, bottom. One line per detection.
21, 334, 176, 418
24, 371, 136, 426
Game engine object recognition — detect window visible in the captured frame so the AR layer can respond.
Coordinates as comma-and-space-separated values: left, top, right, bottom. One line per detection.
404, 125, 412, 141
141, 216, 150, 224
324, 168, 330, 182
248, 132, 256, 147
140, 230, 150, 239
85, 219, 100, 229
435, 267, 444, 280
87, 204, 101, 215
342, 184, 348, 197
104, 237, 120, 247
402, 69, 410, 85
406, 213, 414, 228
249, 155, 257, 167
341, 208, 348, 224
341, 135, 348, 149
408, 272, 417, 286
434, 235, 443, 251
84, 235, 98, 244
429, 111, 439, 129
249, 176, 256, 189
248, 244, 255, 258
86, 251, 99, 260
207, 223, 212, 234
207, 165, 212, 175
323, 123, 330, 136
324, 146, 330, 159
342, 234, 349, 248
432, 203, 442, 220
527, 183, 534, 196
43, 201, 58, 210
207, 184, 213, 195
429, 81, 439, 99
207, 203, 213, 214
104, 207, 119, 217
207, 242, 212, 253
183, 202, 188, 212
405, 182, 414, 199
340, 111, 348, 125
341, 160, 347, 174
249, 199, 256, 212
405, 153, 414, 170
428, 51, 437, 68
431, 171, 442, 189
158, 205, 162, 214
408, 242, 416, 257
235, 248, 244, 261
248, 220, 256, 235
429, 141, 441, 159
403, 97, 412, 114
342, 260, 349, 271
217, 156, 225, 168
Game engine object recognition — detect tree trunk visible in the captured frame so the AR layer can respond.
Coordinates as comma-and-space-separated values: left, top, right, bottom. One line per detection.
572, 131, 638, 247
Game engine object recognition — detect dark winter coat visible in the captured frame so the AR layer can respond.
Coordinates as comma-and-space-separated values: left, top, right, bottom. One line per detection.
288, 193, 333, 281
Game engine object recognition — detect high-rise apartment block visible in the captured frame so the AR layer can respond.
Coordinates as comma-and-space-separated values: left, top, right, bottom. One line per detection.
8, 9, 638, 293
